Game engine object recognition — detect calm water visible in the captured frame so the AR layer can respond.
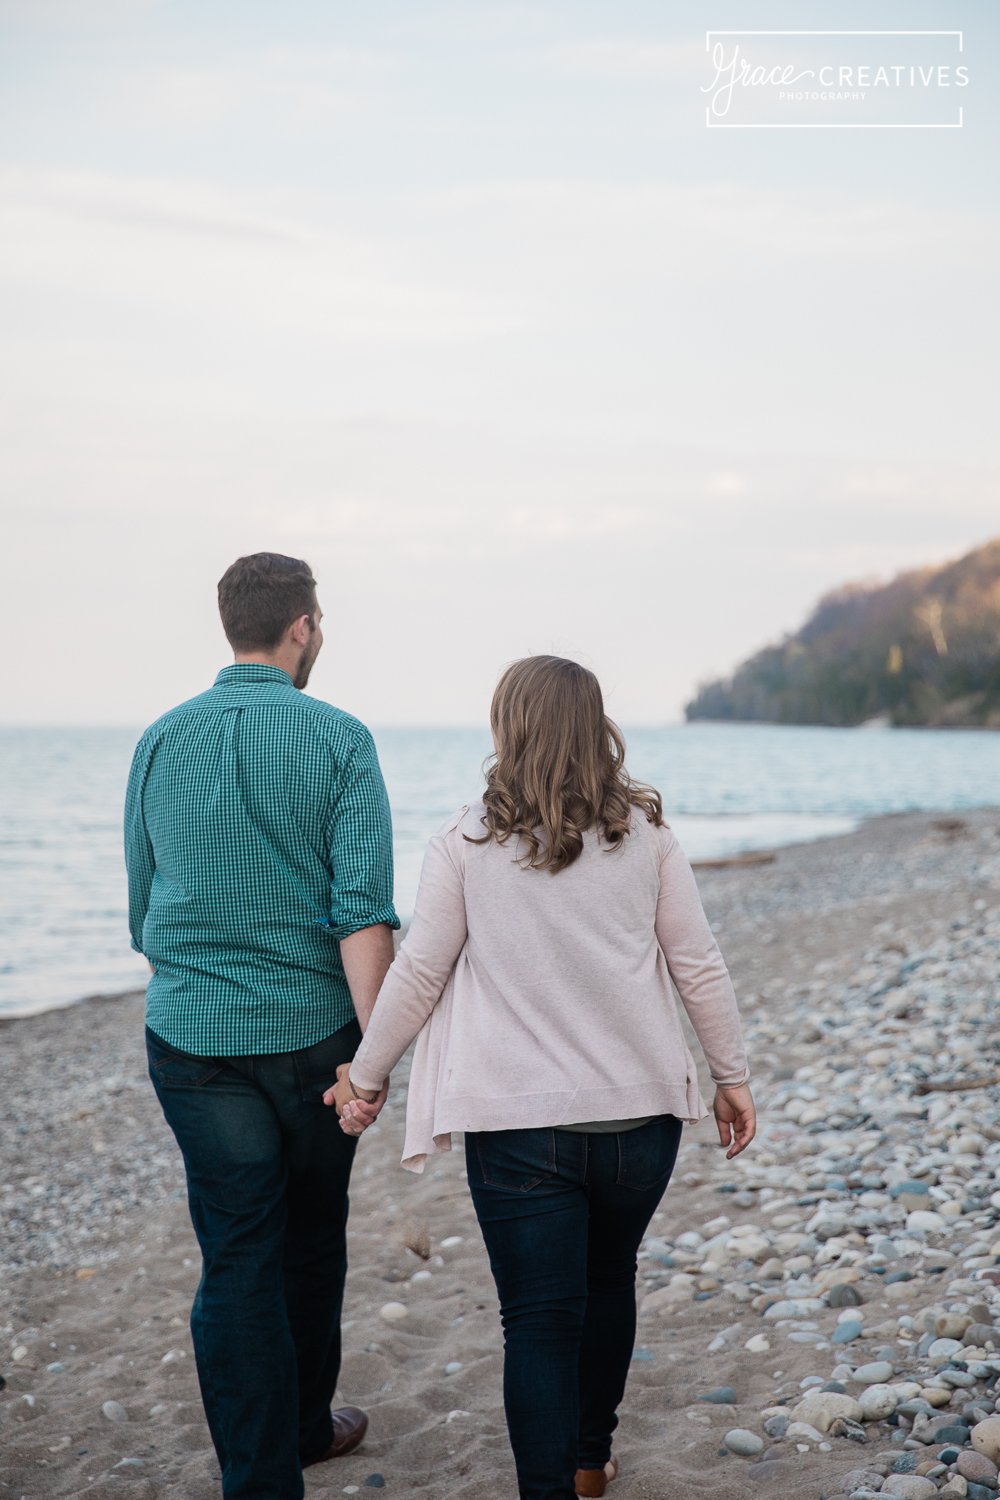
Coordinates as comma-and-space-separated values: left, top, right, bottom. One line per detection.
0, 722, 997, 1018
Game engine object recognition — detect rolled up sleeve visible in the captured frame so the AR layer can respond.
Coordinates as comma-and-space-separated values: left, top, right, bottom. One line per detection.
325, 730, 400, 939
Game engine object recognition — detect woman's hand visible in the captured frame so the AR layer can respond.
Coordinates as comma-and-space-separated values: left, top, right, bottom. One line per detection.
713, 1082, 756, 1159
323, 1064, 388, 1137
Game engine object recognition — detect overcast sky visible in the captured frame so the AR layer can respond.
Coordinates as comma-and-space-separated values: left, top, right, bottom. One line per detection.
1, 0, 997, 728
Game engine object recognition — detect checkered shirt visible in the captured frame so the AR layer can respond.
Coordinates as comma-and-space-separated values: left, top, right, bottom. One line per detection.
125, 664, 398, 1056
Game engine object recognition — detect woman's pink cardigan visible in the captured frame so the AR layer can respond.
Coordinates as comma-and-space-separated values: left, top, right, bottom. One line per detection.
350, 802, 750, 1172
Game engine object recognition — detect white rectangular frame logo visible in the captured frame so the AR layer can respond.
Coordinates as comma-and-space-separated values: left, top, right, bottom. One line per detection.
704, 30, 965, 129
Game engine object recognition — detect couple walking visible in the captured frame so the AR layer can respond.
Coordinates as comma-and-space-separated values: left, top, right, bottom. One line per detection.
125, 552, 755, 1500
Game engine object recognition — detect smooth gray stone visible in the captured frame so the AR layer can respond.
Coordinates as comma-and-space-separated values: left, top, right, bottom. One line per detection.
830, 1284, 865, 1308
897, 1401, 936, 1419
838, 1470, 888, 1494
723, 1428, 765, 1456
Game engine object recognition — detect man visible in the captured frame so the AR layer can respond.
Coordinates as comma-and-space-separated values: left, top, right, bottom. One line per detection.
125, 552, 398, 1500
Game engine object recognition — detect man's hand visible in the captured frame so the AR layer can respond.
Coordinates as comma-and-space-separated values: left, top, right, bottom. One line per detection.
713, 1082, 756, 1159
323, 1063, 388, 1137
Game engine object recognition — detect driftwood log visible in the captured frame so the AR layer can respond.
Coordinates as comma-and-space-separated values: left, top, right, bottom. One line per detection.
913, 1071, 1000, 1095
692, 851, 777, 871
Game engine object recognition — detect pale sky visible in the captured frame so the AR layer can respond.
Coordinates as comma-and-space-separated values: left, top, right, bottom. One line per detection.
1, 0, 997, 727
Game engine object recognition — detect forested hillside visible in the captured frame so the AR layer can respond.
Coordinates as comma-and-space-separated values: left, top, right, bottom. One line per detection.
686, 538, 1000, 727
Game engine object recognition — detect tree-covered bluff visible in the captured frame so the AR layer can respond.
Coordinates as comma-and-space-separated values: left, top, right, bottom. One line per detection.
686, 538, 1000, 728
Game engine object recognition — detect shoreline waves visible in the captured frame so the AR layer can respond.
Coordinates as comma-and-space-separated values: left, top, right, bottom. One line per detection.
5, 719, 1000, 1020
3, 808, 1000, 1498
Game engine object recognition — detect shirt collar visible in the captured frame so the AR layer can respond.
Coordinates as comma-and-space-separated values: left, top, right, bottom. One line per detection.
214, 663, 294, 687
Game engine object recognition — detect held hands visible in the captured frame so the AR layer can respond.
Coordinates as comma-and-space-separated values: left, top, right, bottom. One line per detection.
322, 1063, 388, 1138
713, 1082, 756, 1159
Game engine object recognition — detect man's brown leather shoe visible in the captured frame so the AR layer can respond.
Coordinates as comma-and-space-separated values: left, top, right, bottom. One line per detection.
301, 1406, 369, 1467
575, 1457, 619, 1497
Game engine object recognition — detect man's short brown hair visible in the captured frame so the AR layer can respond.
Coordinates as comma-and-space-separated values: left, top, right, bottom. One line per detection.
217, 553, 318, 652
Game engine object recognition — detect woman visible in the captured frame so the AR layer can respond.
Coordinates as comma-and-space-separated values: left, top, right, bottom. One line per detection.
328, 656, 755, 1500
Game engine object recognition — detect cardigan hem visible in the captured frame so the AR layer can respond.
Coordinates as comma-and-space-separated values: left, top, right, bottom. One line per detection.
398, 1081, 710, 1173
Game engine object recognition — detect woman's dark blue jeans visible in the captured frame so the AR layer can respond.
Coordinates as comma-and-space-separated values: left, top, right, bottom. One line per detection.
146, 1021, 361, 1500
465, 1116, 683, 1500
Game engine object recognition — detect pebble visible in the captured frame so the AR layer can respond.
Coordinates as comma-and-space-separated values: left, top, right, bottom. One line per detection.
970, 1416, 1000, 1463
878, 1478, 938, 1499
957, 1451, 1000, 1484
379, 1302, 409, 1322
907, 1211, 947, 1235
723, 1428, 764, 1456
830, 1284, 865, 1308
698, 1386, 738, 1404
790, 1392, 864, 1433
859, 1384, 899, 1421
786, 1421, 825, 1442
928, 1338, 965, 1361
853, 1362, 895, 1384
364, 1477, 386, 1489
937, 1315, 974, 1340
444, 1361, 462, 1375
964, 1325, 1000, 1349
841, 1471, 888, 1495
101, 1400, 128, 1423
764, 1298, 825, 1320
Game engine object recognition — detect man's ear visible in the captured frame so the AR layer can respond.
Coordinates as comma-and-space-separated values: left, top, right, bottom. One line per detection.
287, 613, 312, 647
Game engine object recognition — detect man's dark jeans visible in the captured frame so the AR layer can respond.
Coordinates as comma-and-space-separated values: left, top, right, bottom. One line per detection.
146, 1020, 361, 1500
465, 1117, 683, 1500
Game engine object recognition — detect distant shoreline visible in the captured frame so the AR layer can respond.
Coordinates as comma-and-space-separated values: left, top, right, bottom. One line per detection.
684, 715, 1000, 732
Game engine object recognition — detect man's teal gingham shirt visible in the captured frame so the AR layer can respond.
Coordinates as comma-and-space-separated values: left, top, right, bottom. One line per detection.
125, 664, 399, 1057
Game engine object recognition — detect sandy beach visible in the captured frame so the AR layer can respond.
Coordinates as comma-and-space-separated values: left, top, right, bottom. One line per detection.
4, 808, 1000, 1500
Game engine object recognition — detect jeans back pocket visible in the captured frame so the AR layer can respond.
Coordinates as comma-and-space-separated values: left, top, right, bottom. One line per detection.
615, 1116, 683, 1191
474, 1127, 558, 1193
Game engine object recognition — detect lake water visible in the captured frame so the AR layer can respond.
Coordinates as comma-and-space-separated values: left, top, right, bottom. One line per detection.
0, 721, 996, 1018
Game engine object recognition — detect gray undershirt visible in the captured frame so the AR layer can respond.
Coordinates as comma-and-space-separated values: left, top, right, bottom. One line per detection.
560, 1116, 654, 1134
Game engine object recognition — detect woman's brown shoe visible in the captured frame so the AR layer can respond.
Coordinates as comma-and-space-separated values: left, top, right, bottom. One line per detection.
574, 1457, 618, 1496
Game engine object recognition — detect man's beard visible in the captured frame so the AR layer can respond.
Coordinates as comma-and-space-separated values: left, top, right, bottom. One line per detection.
293, 636, 320, 689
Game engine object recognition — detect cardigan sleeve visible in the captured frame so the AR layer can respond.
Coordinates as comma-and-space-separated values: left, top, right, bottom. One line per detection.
349, 811, 469, 1091
654, 826, 750, 1088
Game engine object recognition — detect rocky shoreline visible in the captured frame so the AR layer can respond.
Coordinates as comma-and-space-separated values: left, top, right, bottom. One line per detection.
3, 807, 1000, 1499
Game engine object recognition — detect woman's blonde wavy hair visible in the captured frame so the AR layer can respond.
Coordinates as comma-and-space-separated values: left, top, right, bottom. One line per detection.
469, 655, 663, 873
